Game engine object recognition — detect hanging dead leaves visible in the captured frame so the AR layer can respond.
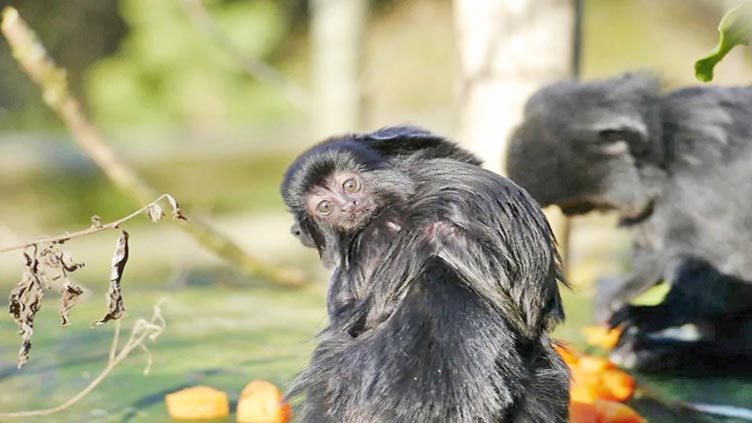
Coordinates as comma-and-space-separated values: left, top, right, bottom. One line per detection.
8, 243, 86, 368
92, 230, 129, 326
5, 194, 187, 368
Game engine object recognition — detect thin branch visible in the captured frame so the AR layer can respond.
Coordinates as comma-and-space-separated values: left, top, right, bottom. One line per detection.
177, 0, 310, 110
0, 6, 305, 287
108, 320, 121, 363
0, 194, 176, 254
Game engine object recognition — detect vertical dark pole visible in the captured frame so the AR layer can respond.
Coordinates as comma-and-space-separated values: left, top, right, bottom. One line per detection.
561, 0, 583, 277
572, 0, 583, 78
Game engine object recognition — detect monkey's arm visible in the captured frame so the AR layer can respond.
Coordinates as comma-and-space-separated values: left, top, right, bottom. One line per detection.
610, 257, 752, 332
594, 248, 664, 323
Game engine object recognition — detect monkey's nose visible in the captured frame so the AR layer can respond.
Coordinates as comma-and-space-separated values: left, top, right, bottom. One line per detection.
341, 200, 358, 213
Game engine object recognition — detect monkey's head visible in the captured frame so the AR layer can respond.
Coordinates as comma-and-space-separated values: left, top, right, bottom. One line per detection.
507, 73, 665, 220
282, 136, 414, 265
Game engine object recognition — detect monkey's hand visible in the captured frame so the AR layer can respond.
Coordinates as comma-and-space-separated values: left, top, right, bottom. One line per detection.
608, 303, 675, 333
610, 258, 752, 334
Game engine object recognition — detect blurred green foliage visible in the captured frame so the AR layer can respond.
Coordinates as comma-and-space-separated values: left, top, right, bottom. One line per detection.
695, 1, 752, 82
85, 0, 294, 129
0, 0, 125, 129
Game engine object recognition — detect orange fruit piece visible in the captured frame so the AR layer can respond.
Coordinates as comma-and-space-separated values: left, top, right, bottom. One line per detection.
583, 325, 624, 350
578, 355, 616, 373
570, 367, 636, 403
592, 399, 647, 423
236, 380, 292, 423
569, 401, 600, 423
570, 400, 646, 423
165, 386, 230, 420
553, 343, 580, 367
600, 370, 636, 402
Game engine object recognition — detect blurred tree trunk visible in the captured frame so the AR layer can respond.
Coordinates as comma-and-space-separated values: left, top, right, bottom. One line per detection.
310, 0, 368, 139
453, 0, 580, 272
453, 0, 577, 174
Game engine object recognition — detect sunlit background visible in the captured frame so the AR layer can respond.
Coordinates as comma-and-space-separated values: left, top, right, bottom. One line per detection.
0, 1, 750, 422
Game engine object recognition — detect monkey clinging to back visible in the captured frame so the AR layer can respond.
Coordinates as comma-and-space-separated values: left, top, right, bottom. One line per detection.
281, 126, 569, 423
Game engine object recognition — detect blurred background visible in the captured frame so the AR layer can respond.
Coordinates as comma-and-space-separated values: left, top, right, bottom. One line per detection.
0, 0, 750, 422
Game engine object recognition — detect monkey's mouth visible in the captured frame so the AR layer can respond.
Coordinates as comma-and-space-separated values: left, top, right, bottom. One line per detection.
340, 207, 374, 228
558, 200, 599, 216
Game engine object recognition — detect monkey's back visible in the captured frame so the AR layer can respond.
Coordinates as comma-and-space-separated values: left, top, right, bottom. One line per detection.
647, 86, 752, 279
290, 159, 569, 423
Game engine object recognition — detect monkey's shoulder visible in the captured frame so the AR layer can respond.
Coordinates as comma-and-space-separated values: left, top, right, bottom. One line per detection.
661, 85, 752, 169
403, 159, 542, 214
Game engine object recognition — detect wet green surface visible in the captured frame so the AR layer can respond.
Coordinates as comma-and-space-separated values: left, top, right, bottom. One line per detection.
0, 286, 325, 423
0, 284, 749, 423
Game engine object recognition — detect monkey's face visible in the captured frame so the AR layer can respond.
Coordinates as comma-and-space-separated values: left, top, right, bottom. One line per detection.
507, 123, 654, 219
506, 74, 664, 220
305, 171, 378, 232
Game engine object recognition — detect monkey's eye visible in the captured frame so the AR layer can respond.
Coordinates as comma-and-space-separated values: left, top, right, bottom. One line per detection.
342, 178, 360, 193
316, 200, 334, 216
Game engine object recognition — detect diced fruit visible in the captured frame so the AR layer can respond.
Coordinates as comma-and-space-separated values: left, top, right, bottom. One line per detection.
583, 326, 624, 350
569, 401, 600, 423
553, 343, 580, 367
165, 386, 230, 420
554, 342, 636, 403
236, 380, 291, 423
570, 400, 646, 423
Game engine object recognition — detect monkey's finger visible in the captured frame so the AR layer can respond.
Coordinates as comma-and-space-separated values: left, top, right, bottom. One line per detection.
607, 306, 634, 330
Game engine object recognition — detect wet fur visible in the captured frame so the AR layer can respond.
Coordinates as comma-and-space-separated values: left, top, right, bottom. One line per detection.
282, 128, 569, 422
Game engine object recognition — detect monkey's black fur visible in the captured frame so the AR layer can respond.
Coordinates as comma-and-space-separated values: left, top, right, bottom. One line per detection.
281, 127, 569, 422
507, 73, 752, 373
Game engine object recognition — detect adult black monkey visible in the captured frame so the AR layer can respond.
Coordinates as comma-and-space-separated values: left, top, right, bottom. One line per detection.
281, 127, 569, 422
506, 72, 752, 373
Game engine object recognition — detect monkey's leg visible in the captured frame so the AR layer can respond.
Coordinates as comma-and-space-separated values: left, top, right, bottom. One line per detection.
610, 318, 752, 375
609, 258, 752, 332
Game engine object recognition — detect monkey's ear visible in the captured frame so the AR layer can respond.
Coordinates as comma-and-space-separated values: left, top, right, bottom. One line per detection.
358, 125, 483, 165
367, 125, 434, 140
291, 222, 316, 248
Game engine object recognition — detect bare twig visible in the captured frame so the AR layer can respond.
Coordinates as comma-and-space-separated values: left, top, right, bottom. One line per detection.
177, 0, 310, 110
108, 320, 121, 363
0, 301, 167, 419
0, 194, 180, 254
0, 6, 305, 287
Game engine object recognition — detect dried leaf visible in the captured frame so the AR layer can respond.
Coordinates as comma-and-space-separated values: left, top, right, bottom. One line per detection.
36, 244, 84, 287
92, 230, 129, 326
166, 194, 188, 221
146, 204, 165, 222
61, 257, 85, 273
45, 247, 86, 326
59, 280, 84, 327
8, 247, 45, 368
